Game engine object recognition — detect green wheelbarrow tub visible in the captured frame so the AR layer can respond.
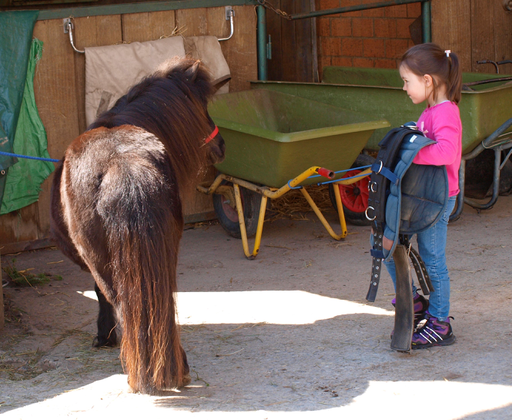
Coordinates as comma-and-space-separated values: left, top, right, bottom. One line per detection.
208, 89, 389, 188
251, 67, 512, 155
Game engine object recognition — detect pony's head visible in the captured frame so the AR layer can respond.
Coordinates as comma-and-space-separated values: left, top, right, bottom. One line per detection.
89, 57, 226, 187
153, 57, 226, 165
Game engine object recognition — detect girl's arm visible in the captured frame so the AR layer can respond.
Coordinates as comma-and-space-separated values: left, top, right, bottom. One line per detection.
413, 107, 461, 166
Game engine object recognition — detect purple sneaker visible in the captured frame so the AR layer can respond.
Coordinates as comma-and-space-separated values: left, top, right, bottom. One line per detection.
411, 314, 456, 349
390, 293, 429, 338
391, 293, 429, 327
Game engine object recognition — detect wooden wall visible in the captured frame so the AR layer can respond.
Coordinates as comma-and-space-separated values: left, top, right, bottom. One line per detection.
432, 0, 512, 74
0, 5, 257, 254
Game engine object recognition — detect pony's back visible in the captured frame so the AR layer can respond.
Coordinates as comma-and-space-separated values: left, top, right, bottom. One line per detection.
90, 57, 216, 192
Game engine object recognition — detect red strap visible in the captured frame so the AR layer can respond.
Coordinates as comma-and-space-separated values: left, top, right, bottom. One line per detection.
205, 126, 219, 144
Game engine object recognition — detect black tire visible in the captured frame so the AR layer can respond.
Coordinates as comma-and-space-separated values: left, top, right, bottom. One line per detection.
213, 181, 261, 239
328, 154, 375, 226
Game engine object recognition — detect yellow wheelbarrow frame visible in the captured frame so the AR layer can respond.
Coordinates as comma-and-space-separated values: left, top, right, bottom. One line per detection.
198, 166, 371, 259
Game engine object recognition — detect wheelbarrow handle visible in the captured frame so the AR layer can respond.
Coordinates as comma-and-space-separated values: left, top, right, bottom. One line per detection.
316, 167, 335, 179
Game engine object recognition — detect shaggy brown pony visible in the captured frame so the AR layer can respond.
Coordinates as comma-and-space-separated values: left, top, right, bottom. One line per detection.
50, 57, 225, 395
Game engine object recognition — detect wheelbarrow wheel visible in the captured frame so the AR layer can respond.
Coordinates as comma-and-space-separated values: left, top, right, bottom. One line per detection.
213, 181, 261, 239
328, 154, 375, 226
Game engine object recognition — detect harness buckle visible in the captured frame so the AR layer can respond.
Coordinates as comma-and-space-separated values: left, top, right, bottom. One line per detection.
365, 206, 376, 221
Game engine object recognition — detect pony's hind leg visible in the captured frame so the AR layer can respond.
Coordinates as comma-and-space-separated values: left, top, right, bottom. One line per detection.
93, 283, 118, 347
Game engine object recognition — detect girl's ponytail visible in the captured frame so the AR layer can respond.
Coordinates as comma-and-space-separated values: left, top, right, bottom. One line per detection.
447, 52, 462, 104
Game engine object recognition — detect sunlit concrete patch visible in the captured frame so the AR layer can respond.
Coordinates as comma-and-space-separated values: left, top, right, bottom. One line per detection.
3, 377, 512, 420
176, 291, 392, 325
77, 290, 392, 325
315, 380, 512, 419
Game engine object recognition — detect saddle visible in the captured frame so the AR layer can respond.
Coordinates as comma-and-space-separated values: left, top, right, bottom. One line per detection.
365, 124, 449, 350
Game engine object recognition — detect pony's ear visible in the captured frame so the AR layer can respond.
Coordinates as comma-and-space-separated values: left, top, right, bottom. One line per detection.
184, 60, 201, 82
212, 74, 231, 93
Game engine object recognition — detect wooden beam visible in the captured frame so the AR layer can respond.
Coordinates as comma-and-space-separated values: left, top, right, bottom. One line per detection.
37, 0, 257, 20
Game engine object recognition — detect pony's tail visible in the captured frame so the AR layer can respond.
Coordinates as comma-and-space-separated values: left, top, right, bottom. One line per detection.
100, 143, 189, 394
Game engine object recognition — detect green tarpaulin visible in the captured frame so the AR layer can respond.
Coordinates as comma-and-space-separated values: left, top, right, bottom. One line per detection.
1, 38, 54, 214
0, 10, 55, 214
1, 10, 39, 193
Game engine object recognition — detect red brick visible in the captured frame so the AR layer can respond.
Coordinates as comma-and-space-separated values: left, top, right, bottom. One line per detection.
385, 38, 409, 59
396, 18, 415, 39
331, 17, 352, 37
332, 56, 353, 67
317, 17, 331, 37
363, 38, 386, 58
341, 38, 363, 56
317, 0, 340, 10
374, 18, 397, 38
384, 4, 407, 18
375, 58, 399, 69
353, 57, 374, 68
341, 0, 363, 17
361, 8, 385, 17
321, 37, 342, 56
318, 56, 333, 76
407, 2, 422, 17
352, 18, 373, 37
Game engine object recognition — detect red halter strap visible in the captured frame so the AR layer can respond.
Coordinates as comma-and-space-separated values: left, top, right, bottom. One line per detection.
205, 126, 219, 144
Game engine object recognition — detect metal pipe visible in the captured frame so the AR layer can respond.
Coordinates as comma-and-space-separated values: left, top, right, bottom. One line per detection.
218, 7, 235, 42
289, 0, 428, 20
257, 4, 268, 81
421, 1, 431, 43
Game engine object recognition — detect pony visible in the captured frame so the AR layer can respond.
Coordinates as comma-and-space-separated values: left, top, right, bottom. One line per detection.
50, 57, 226, 395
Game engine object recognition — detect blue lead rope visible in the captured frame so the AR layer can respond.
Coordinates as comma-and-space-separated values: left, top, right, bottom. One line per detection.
0, 151, 60, 163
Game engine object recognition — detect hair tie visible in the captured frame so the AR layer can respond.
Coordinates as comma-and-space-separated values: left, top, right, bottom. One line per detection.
445, 50, 451, 57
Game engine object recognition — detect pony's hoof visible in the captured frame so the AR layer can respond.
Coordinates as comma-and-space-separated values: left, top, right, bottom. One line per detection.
180, 373, 192, 388
92, 335, 117, 348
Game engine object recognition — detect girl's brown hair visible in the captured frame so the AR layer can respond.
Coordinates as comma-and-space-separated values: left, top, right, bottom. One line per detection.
400, 43, 462, 104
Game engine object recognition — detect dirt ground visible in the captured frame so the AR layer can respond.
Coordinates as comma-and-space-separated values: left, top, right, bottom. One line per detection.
1, 194, 512, 420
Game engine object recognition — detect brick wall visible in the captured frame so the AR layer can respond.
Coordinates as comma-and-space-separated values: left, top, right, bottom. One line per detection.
316, 0, 422, 76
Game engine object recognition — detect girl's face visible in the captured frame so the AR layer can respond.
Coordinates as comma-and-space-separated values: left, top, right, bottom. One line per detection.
399, 64, 434, 105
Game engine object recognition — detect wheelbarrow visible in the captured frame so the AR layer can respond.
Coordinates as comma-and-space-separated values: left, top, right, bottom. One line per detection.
251, 67, 512, 219
198, 89, 389, 258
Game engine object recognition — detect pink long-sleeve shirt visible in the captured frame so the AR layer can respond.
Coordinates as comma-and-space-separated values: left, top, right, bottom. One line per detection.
413, 101, 463, 197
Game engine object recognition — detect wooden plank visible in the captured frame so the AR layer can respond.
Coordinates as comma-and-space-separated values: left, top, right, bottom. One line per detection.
294, 0, 314, 82
5, 18, 83, 243
266, 0, 284, 81
471, 0, 494, 72
493, 1, 512, 75
176, 7, 209, 37
122, 10, 177, 43
219, 5, 258, 92
431, 0, 472, 72
280, 0, 298, 82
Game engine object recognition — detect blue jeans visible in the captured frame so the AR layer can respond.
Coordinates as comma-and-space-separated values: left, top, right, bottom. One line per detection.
383, 197, 456, 321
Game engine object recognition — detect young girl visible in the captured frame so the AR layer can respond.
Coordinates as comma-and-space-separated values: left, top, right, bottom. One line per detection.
385, 43, 463, 349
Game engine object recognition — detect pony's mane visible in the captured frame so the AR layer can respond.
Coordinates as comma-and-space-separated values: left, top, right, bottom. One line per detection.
89, 57, 215, 191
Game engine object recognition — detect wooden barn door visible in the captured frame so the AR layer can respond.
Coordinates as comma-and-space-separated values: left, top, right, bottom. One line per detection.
265, 0, 318, 82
